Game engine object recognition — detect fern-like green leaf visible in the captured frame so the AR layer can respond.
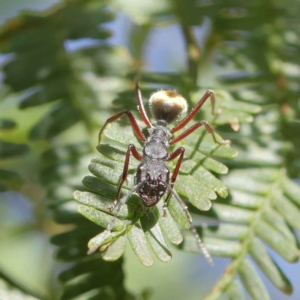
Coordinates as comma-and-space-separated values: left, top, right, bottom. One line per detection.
0, 0, 114, 139
181, 168, 299, 299
73, 90, 238, 266
1, 0, 299, 299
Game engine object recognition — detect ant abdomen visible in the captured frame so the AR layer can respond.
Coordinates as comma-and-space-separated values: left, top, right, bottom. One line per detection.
149, 90, 188, 124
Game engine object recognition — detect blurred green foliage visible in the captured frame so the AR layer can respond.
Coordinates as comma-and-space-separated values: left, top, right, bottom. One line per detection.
0, 0, 300, 299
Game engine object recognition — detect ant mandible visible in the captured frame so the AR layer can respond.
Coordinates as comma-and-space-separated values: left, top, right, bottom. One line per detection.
97, 83, 227, 265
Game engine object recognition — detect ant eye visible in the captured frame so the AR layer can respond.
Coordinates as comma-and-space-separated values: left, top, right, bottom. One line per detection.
149, 90, 188, 124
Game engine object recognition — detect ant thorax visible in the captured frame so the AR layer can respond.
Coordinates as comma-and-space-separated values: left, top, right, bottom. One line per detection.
144, 125, 170, 160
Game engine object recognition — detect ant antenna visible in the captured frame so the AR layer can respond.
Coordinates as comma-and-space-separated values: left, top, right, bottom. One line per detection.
164, 182, 214, 266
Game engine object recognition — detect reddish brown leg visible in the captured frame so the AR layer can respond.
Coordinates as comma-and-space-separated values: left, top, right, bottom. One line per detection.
98, 111, 146, 144
135, 83, 152, 128
109, 144, 143, 211
162, 147, 185, 216
171, 90, 216, 134
170, 120, 227, 145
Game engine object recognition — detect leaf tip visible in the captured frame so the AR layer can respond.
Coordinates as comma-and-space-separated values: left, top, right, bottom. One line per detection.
282, 285, 293, 295
72, 190, 81, 200
231, 149, 238, 158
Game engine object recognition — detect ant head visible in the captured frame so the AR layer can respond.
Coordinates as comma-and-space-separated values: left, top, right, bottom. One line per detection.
149, 90, 188, 124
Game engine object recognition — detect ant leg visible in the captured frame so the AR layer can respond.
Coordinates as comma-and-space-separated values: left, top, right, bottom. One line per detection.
171, 90, 216, 134
170, 120, 229, 145
164, 182, 213, 265
163, 147, 185, 216
98, 111, 146, 144
135, 82, 153, 128
110, 181, 145, 221
109, 144, 143, 211
88, 181, 145, 255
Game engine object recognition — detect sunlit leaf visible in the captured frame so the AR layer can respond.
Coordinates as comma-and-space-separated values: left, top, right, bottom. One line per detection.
250, 238, 293, 294
128, 223, 154, 267
239, 259, 269, 300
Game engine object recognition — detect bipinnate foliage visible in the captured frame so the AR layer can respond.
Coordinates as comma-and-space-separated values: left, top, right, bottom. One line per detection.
0, 0, 300, 300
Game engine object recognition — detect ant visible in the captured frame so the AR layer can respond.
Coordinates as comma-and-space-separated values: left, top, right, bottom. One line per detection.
95, 83, 228, 265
